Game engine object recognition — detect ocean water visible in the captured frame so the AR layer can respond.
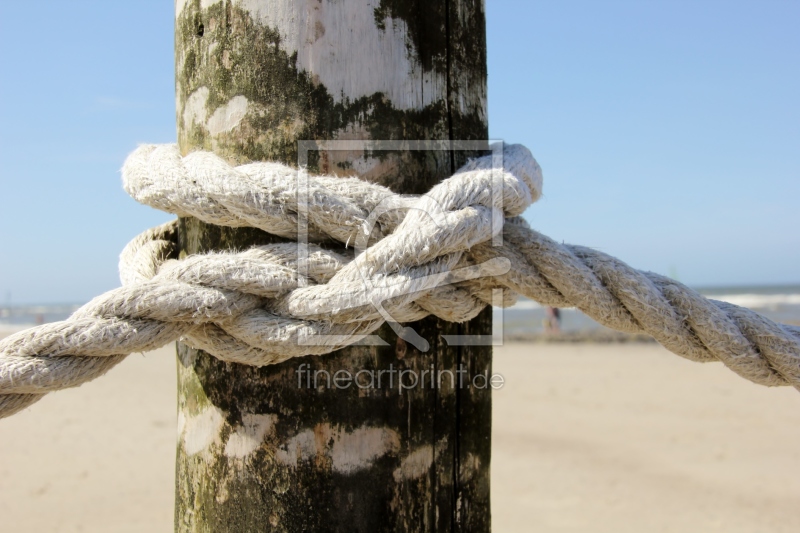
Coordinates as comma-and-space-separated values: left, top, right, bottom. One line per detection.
496, 284, 800, 337
0, 303, 83, 330
1, 285, 799, 337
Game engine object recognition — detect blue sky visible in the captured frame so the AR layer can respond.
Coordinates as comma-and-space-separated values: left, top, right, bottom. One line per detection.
0, 0, 798, 304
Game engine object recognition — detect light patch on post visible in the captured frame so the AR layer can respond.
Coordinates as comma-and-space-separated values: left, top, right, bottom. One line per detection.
350, 156, 380, 176
206, 96, 250, 136
459, 452, 482, 482
224, 413, 277, 458
274, 429, 317, 467
176, 0, 223, 16
235, 0, 442, 110
393, 443, 443, 482
182, 405, 225, 456
175, 0, 189, 16
177, 411, 186, 437
183, 87, 210, 129
330, 426, 400, 474
275, 424, 400, 474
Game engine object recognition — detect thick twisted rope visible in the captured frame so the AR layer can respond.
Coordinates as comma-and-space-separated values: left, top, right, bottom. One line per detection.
1, 144, 798, 418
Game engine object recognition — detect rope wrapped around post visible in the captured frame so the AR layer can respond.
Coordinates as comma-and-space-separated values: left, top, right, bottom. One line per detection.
1, 143, 799, 419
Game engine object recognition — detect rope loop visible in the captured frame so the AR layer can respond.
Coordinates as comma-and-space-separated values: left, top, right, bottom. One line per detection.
1, 143, 798, 418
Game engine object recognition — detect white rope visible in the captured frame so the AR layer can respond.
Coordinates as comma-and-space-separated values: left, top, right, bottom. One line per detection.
1, 143, 798, 418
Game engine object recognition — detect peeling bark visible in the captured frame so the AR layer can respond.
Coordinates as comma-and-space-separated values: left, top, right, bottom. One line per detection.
175, 1, 490, 531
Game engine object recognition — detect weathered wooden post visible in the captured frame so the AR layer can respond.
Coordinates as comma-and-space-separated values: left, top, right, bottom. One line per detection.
174, 0, 490, 530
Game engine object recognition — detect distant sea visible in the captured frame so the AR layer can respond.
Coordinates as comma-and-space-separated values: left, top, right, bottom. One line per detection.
2, 285, 799, 338
497, 284, 800, 338
0, 303, 83, 333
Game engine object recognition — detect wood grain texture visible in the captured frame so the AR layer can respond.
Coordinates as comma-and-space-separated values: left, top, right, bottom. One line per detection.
174, 1, 490, 531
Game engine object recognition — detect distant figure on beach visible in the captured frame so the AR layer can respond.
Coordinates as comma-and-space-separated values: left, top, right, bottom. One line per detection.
544, 306, 561, 334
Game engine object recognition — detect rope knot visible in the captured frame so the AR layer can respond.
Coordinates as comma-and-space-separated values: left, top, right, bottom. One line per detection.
1, 142, 799, 419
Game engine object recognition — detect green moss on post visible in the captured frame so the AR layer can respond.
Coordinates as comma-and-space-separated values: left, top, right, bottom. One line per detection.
174, 1, 491, 531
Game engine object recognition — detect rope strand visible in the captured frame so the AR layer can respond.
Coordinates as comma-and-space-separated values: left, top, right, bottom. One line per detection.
1, 143, 797, 418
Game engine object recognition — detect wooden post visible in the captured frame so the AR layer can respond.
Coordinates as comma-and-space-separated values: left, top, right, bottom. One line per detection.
174, 1, 490, 531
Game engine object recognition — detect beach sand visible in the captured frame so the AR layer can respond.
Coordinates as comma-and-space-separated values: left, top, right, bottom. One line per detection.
1, 342, 799, 532
492, 343, 800, 533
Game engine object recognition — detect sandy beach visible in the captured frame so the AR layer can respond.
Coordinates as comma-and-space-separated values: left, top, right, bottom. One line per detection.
1, 341, 799, 532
